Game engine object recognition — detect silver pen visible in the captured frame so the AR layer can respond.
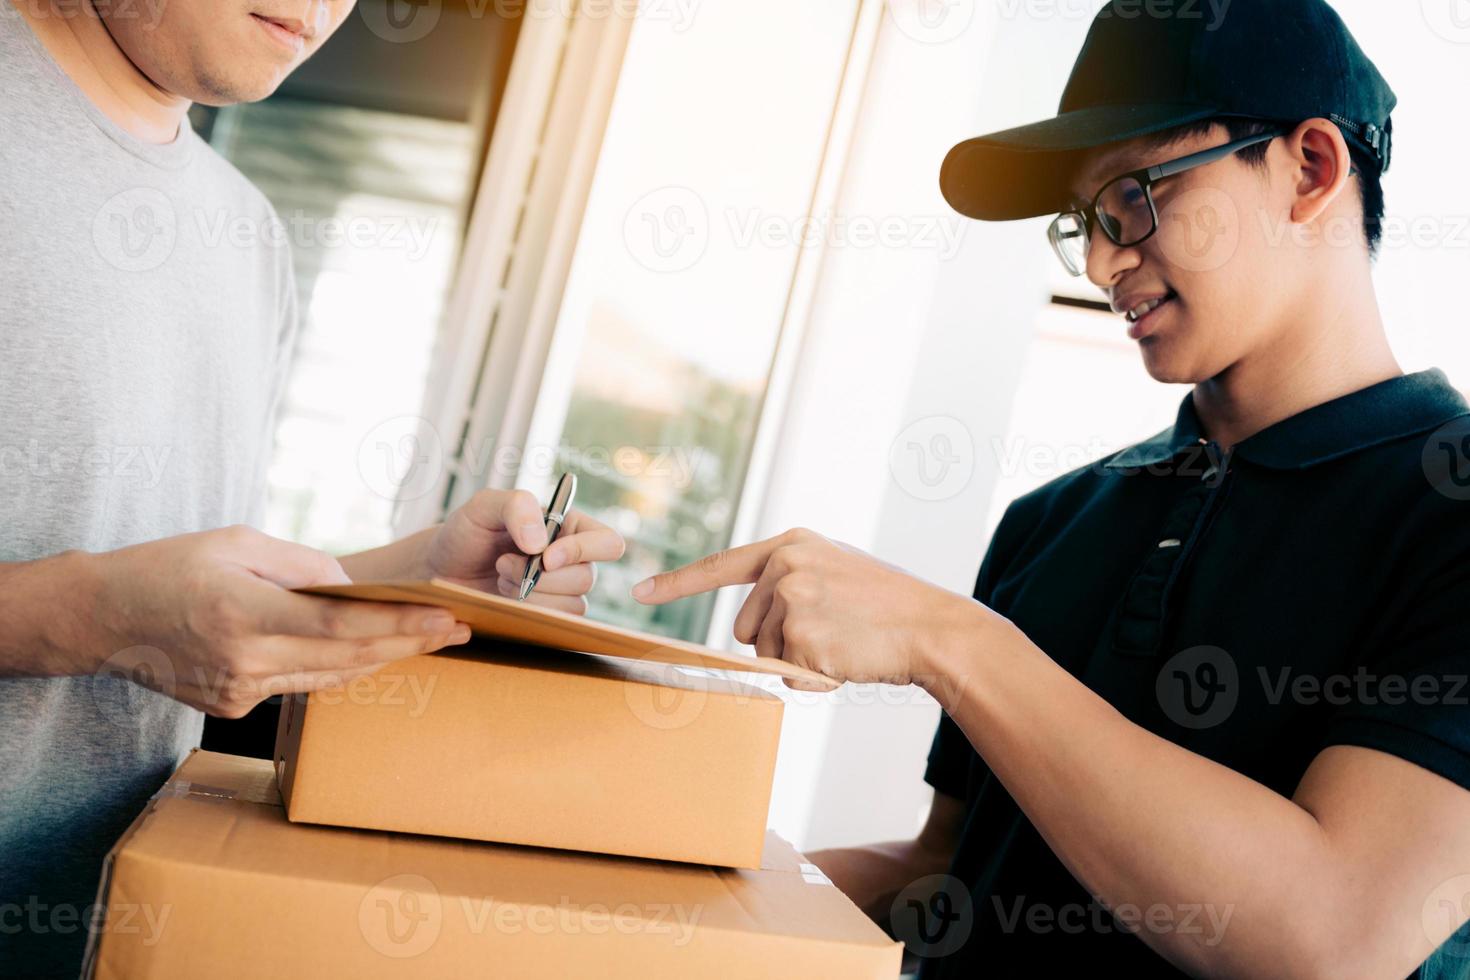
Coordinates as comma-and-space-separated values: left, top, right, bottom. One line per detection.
517, 472, 578, 601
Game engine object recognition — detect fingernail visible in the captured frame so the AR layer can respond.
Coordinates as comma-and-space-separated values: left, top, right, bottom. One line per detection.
521, 522, 549, 551
631, 578, 653, 600
424, 613, 456, 632
449, 626, 472, 644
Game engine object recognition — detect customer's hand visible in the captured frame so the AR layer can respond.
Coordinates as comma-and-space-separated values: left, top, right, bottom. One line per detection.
425, 489, 625, 615
631, 528, 993, 690
78, 525, 472, 717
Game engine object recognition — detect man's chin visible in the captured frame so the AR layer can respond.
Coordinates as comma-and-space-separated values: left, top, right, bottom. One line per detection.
187, 70, 290, 108
1137, 343, 1210, 386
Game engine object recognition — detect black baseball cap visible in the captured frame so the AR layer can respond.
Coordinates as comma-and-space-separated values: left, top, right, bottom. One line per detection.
940, 0, 1396, 221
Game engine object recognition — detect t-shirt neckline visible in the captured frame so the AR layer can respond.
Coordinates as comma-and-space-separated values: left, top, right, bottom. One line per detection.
6, 6, 198, 171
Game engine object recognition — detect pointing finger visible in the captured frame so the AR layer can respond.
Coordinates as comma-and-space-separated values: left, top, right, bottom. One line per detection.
630, 537, 782, 605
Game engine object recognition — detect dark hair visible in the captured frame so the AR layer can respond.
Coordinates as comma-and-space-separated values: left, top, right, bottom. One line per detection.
1154, 117, 1386, 259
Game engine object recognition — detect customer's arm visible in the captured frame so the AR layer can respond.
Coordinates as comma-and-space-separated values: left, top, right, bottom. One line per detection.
806, 790, 967, 925
0, 526, 467, 716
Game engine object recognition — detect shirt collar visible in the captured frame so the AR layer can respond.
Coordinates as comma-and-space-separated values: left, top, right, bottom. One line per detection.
1105, 369, 1470, 472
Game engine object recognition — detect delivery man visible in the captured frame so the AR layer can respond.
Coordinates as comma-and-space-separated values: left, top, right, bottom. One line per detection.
633, 1, 1470, 975
0, 2, 622, 974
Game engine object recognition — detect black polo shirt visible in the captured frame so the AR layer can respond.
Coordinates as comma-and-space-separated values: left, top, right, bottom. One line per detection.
918, 370, 1470, 978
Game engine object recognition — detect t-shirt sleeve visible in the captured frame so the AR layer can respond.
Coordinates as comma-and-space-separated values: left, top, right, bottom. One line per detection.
923, 501, 1027, 801
925, 710, 974, 802
1318, 539, 1470, 792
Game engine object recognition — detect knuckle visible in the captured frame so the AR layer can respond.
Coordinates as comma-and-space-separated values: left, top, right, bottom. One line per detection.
202, 591, 249, 637
783, 616, 814, 648
220, 641, 265, 682
319, 608, 352, 640
510, 488, 539, 514
696, 550, 725, 574
352, 640, 384, 666
220, 523, 257, 547
208, 698, 253, 720
774, 575, 804, 602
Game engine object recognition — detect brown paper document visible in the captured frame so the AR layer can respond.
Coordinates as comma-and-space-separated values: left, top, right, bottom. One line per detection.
297, 578, 840, 691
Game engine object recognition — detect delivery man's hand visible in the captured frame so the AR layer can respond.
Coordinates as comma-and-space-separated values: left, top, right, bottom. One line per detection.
425, 489, 625, 615
80, 526, 473, 717
630, 528, 993, 689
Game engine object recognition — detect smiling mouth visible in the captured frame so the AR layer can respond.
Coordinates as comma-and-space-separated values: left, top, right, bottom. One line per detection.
1126, 289, 1178, 324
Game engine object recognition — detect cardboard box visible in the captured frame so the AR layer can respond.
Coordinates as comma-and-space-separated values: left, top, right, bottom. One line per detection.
85, 751, 903, 979
276, 641, 784, 868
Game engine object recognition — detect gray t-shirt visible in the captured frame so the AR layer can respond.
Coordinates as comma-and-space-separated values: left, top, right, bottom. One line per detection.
0, 9, 297, 973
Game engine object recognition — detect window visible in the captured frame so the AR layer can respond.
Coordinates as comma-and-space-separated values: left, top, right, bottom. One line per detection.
195, 1, 518, 556
208, 99, 480, 555
514, 1, 863, 640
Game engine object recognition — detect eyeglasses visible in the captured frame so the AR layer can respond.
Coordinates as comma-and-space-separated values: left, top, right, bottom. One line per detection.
1048, 128, 1286, 277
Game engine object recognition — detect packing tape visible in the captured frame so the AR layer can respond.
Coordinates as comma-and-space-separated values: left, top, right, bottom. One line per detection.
799, 862, 834, 886
154, 780, 239, 801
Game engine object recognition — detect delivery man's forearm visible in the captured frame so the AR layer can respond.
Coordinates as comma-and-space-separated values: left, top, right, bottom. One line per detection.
921, 620, 1360, 978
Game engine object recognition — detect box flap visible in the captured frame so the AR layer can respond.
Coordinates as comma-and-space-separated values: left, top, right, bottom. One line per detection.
298, 579, 838, 691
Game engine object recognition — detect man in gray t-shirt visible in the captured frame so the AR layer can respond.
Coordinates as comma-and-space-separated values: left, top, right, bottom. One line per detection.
0, 3, 623, 974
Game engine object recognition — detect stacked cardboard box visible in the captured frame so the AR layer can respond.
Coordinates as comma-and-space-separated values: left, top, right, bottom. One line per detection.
85, 581, 903, 977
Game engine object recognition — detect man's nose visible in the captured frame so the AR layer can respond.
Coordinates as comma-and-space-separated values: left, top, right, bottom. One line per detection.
1085, 226, 1141, 293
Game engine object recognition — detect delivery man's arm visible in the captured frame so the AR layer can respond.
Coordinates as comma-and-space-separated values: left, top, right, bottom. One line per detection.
805, 790, 967, 925
633, 528, 1470, 980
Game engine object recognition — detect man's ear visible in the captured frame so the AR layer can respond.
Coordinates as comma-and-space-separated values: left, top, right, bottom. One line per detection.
1283, 118, 1355, 227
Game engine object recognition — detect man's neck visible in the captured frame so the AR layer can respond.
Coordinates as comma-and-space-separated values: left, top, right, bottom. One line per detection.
12, 0, 189, 144
1192, 268, 1402, 451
